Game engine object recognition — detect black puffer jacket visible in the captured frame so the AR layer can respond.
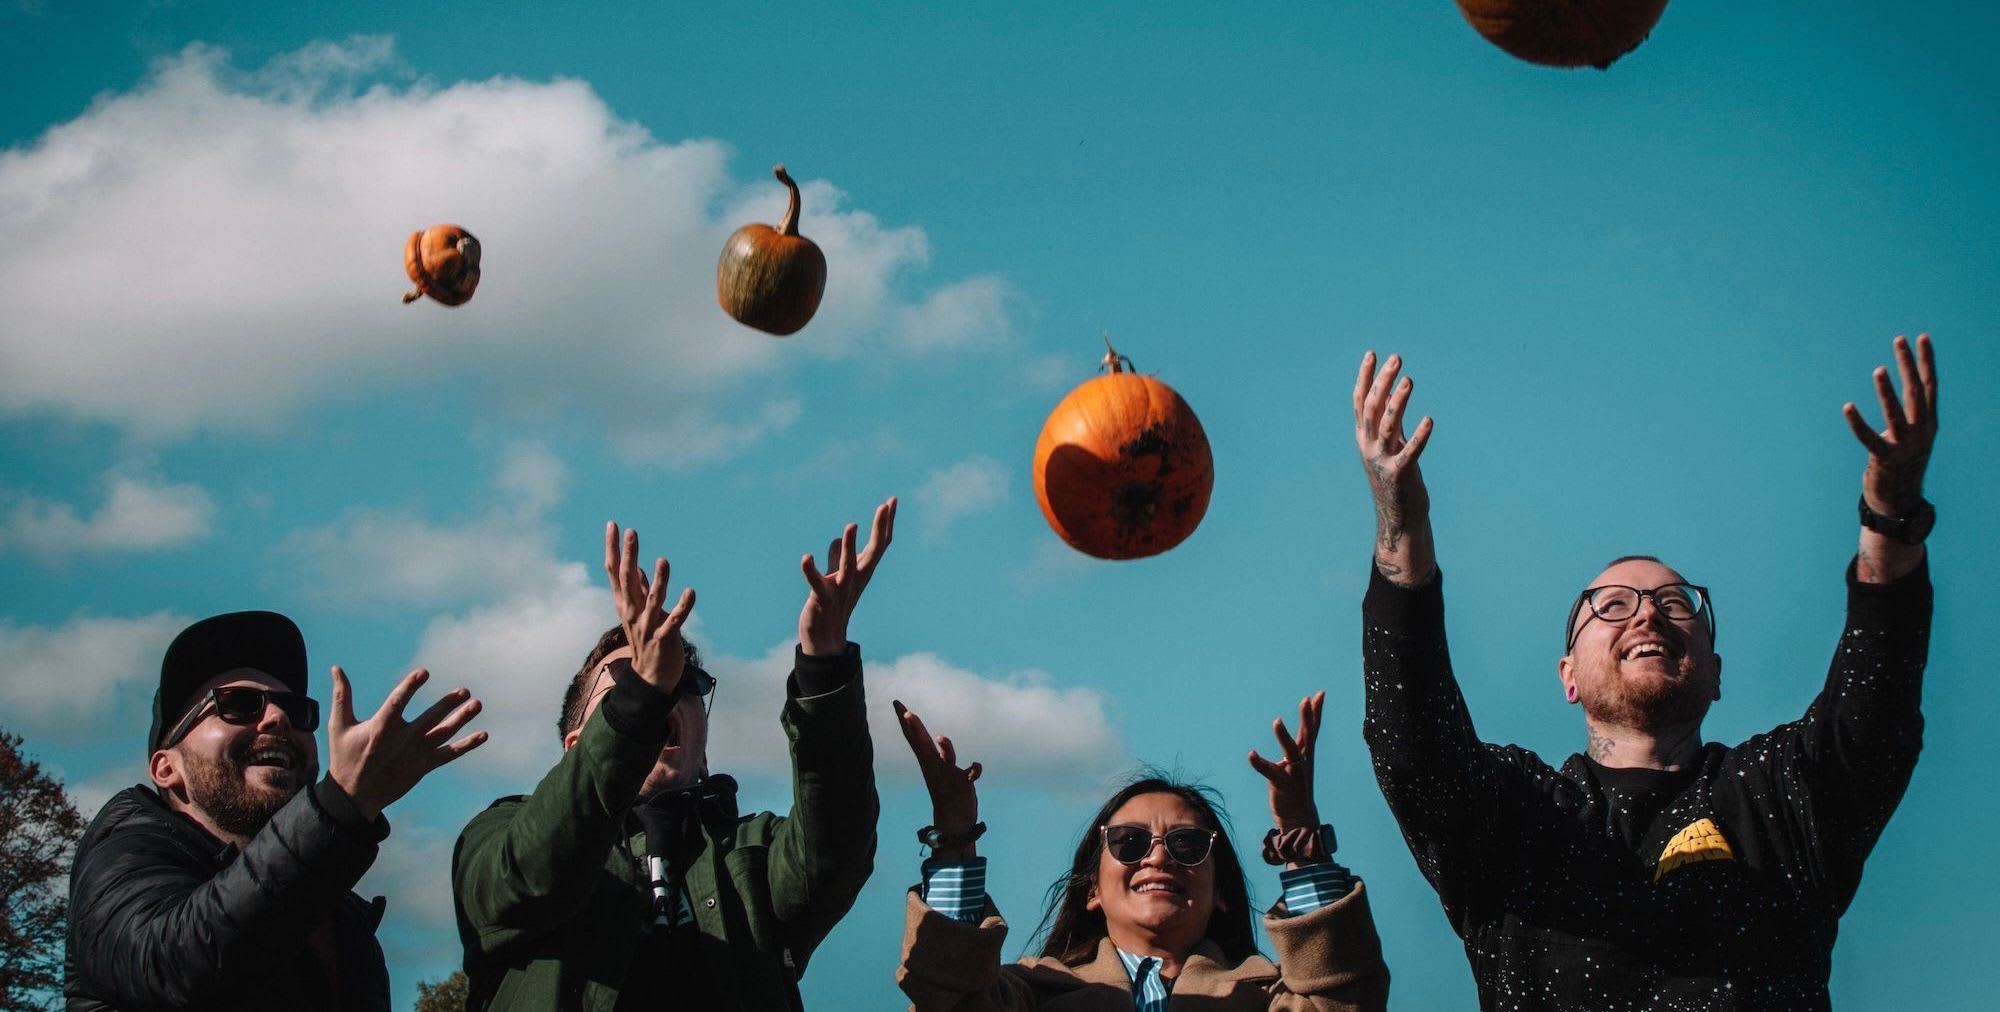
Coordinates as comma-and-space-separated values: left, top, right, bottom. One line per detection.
64, 778, 392, 1012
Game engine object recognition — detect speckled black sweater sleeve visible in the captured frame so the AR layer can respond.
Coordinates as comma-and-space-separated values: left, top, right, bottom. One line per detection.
1360, 565, 1526, 932
1789, 557, 1931, 909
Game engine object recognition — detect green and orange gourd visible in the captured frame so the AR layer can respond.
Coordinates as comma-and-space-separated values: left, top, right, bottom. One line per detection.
717, 165, 827, 336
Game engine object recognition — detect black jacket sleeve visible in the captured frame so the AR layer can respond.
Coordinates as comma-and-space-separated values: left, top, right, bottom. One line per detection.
1792, 556, 1931, 907
1361, 564, 1518, 930
65, 779, 384, 1010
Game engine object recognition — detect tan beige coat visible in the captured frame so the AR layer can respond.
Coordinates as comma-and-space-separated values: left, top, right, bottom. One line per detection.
897, 881, 1389, 1011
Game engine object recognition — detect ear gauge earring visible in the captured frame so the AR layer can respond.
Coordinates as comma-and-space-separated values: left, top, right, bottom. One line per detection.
1564, 684, 1579, 703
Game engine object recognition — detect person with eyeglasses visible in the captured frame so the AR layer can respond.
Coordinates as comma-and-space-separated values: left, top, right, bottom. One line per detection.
893, 692, 1389, 1010
1352, 335, 1940, 1010
453, 498, 895, 1011
65, 610, 488, 1012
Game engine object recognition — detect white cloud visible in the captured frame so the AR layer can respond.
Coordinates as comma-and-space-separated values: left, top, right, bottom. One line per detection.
0, 38, 1005, 463
0, 611, 189, 740
354, 822, 460, 928
405, 562, 612, 780
896, 275, 1013, 350
703, 643, 1124, 790
1, 471, 215, 564
277, 441, 565, 608
914, 455, 1009, 534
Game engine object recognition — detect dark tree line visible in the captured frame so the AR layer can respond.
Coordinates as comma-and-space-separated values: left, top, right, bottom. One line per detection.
0, 728, 86, 1012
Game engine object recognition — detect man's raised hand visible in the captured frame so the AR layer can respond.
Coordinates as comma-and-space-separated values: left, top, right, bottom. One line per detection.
1844, 334, 1939, 583
798, 497, 897, 656
604, 522, 697, 694
327, 666, 485, 822
1354, 351, 1436, 586
1844, 333, 1938, 516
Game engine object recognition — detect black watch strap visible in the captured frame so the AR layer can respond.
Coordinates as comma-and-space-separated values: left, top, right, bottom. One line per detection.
918, 822, 987, 849
1858, 496, 1935, 545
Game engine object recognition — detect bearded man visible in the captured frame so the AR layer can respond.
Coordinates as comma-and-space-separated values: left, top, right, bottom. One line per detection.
65, 611, 487, 1011
1352, 336, 1939, 1010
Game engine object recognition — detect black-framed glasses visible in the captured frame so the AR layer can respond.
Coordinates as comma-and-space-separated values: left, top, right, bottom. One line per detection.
1101, 824, 1218, 867
1565, 582, 1715, 652
595, 659, 717, 716
163, 687, 320, 749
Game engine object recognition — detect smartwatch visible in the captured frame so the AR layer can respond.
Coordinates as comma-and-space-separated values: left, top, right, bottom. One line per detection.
1858, 496, 1935, 545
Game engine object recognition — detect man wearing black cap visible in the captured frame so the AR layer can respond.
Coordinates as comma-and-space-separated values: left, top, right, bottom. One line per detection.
65, 610, 488, 1011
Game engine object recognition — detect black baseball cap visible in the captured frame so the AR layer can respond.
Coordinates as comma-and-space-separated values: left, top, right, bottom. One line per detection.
149, 611, 309, 755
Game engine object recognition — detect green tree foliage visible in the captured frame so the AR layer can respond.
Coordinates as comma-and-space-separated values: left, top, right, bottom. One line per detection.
414, 969, 470, 1012
0, 728, 86, 1012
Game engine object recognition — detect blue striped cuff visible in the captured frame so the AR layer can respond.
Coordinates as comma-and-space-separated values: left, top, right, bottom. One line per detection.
1278, 861, 1354, 916
920, 857, 989, 924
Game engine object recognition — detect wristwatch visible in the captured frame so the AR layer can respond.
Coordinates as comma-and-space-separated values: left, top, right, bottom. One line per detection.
917, 822, 986, 849
1858, 495, 1935, 545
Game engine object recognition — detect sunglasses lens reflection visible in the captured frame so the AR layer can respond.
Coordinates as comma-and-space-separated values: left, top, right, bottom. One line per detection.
1164, 828, 1214, 865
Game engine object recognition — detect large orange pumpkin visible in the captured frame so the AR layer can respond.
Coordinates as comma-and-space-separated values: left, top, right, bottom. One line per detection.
717, 165, 827, 336
401, 224, 481, 306
1455, 0, 1669, 69
1032, 339, 1213, 560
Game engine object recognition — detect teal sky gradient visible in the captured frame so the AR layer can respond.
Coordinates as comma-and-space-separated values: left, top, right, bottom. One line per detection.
3, 2, 1996, 1008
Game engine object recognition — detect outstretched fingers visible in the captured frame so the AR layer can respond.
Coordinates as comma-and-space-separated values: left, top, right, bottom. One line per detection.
801, 552, 834, 602
1916, 333, 1938, 418
376, 668, 430, 723
1399, 415, 1435, 467
1871, 366, 1906, 440
892, 700, 940, 765
1352, 350, 1378, 426
1843, 402, 1893, 457
329, 665, 358, 731
858, 497, 897, 573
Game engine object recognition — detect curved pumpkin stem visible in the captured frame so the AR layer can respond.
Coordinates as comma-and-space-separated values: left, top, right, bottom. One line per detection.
774, 164, 802, 237
1100, 332, 1134, 374
402, 288, 422, 304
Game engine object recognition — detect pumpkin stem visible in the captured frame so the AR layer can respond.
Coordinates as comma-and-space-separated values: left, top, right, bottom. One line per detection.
1100, 332, 1133, 374
402, 288, 421, 304
774, 164, 802, 237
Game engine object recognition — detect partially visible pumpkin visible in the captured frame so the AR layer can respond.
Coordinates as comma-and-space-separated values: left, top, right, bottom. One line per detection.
402, 224, 481, 306
1455, 0, 1669, 69
717, 165, 827, 336
1032, 338, 1213, 560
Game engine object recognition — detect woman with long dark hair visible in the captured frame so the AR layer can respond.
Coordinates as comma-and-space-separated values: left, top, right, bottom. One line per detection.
894, 692, 1389, 1010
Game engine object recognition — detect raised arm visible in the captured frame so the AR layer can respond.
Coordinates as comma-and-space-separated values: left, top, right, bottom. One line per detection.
1251, 692, 1392, 1011
1796, 335, 1938, 895
1354, 351, 1435, 588
455, 523, 694, 948
767, 499, 893, 955
1352, 350, 1516, 927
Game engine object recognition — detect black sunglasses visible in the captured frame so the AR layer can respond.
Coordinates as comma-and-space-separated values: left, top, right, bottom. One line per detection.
1101, 824, 1219, 867
596, 659, 717, 715
163, 687, 320, 749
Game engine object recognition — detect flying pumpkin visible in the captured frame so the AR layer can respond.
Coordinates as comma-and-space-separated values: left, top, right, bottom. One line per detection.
717, 165, 827, 336
1032, 338, 1213, 560
1456, 0, 1669, 69
401, 224, 481, 307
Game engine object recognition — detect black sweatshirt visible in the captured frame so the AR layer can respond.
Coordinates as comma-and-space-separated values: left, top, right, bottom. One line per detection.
1361, 559, 1930, 1011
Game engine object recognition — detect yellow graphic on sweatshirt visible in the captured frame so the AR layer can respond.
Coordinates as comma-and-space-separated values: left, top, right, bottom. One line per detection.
1654, 818, 1735, 881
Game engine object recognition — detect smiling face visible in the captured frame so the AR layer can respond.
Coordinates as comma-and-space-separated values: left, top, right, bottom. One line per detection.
1559, 558, 1722, 731
566, 645, 709, 797
150, 668, 318, 841
1084, 791, 1220, 960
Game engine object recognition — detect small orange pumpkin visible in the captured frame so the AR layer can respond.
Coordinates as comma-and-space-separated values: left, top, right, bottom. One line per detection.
401, 224, 481, 306
1455, 0, 1669, 69
717, 165, 827, 336
1032, 338, 1213, 560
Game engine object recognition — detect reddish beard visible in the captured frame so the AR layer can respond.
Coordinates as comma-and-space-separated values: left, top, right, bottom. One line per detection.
180, 735, 317, 839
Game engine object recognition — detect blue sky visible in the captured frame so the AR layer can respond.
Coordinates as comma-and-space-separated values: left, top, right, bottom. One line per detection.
2, 1, 1995, 1007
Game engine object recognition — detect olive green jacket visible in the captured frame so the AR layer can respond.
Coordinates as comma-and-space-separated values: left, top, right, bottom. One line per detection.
453, 648, 878, 1011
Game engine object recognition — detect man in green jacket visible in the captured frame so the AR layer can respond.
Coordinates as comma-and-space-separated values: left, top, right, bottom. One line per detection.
453, 498, 895, 1010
